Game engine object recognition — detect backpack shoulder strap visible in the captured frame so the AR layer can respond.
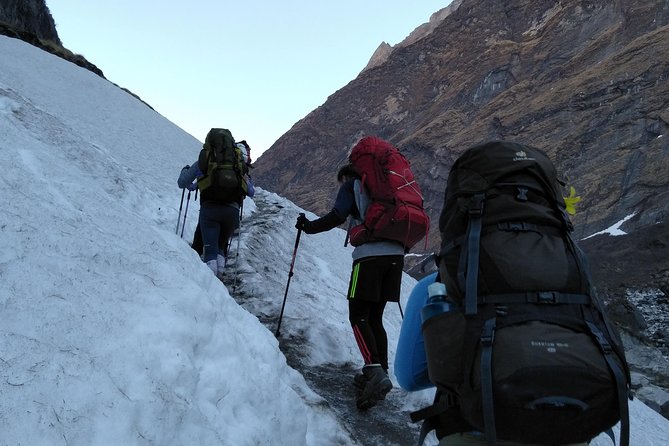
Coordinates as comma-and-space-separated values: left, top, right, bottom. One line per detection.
585, 321, 631, 446
198, 148, 209, 174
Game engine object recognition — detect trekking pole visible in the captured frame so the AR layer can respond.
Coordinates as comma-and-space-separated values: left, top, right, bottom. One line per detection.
176, 188, 186, 234
232, 203, 244, 291
398, 301, 404, 319
275, 213, 304, 337
227, 201, 244, 260
343, 220, 353, 247
226, 235, 234, 261
180, 190, 191, 238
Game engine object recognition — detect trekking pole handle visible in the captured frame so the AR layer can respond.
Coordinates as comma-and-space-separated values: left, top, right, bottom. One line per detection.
289, 213, 305, 275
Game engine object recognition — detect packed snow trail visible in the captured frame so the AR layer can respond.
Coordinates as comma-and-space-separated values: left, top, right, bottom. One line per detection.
197, 188, 654, 446
220, 188, 425, 446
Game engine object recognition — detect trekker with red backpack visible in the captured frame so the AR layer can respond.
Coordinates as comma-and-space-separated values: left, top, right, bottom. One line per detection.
295, 135, 429, 411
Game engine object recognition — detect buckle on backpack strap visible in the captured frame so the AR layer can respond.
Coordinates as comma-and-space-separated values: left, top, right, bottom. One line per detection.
586, 321, 613, 354
480, 318, 496, 346
508, 222, 524, 231
468, 193, 485, 216
516, 187, 529, 201
537, 291, 558, 303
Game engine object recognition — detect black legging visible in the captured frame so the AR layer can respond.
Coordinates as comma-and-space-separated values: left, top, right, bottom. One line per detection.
349, 300, 389, 370
191, 222, 232, 257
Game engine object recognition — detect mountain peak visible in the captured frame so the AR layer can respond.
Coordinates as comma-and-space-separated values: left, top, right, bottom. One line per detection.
362, 0, 464, 72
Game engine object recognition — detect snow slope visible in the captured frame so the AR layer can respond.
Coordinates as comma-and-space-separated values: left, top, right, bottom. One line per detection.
1, 35, 668, 445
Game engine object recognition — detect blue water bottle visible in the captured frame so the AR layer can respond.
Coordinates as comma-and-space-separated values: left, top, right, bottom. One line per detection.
421, 281, 465, 390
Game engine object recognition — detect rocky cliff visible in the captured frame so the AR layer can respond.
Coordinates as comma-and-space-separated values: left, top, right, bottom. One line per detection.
0, 0, 133, 95
0, 0, 59, 43
252, 0, 669, 417
363, 0, 464, 72
253, 0, 669, 247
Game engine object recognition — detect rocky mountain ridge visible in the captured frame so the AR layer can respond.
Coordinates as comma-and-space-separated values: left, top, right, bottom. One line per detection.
362, 0, 464, 72
0, 0, 59, 43
253, 0, 668, 246
251, 0, 669, 418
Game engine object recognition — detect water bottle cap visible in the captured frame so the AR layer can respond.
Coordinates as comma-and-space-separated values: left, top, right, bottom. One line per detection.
428, 282, 447, 297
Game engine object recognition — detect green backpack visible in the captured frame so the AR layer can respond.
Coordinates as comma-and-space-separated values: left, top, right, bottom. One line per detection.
197, 128, 248, 203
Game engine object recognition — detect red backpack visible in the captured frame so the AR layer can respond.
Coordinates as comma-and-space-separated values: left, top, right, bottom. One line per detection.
348, 136, 430, 250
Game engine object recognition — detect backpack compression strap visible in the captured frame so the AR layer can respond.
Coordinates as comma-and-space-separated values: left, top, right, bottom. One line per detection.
479, 317, 498, 446
411, 398, 448, 446
480, 292, 590, 305
460, 193, 485, 315
442, 221, 564, 255
410, 392, 472, 446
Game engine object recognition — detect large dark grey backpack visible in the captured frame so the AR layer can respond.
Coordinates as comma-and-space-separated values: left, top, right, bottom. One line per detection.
413, 141, 631, 445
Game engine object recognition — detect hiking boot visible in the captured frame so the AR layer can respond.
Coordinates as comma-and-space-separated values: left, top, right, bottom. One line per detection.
216, 254, 226, 278
353, 373, 368, 398
206, 259, 217, 275
356, 364, 392, 410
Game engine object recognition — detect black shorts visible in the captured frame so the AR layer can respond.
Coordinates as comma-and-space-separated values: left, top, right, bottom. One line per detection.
347, 255, 404, 303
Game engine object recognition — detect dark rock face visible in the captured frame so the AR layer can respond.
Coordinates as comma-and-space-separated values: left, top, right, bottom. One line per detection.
581, 222, 669, 416
0, 0, 60, 44
581, 220, 669, 353
252, 0, 669, 415
0, 0, 105, 78
253, 0, 669, 248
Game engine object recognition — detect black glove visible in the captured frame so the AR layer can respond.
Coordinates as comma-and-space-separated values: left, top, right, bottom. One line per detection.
295, 214, 311, 232
182, 164, 190, 171
296, 210, 344, 234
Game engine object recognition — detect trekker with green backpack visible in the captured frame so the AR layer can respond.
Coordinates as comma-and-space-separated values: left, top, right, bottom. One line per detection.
178, 128, 251, 279
395, 141, 631, 446
190, 140, 255, 258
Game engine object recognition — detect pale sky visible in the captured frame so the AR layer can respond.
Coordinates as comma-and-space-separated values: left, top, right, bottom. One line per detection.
46, 1, 452, 159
